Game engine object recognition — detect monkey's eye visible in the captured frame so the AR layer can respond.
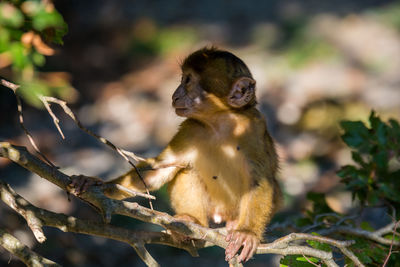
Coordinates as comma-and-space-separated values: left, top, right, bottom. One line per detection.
184, 75, 191, 84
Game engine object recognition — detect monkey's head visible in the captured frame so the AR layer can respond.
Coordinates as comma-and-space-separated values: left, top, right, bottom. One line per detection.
172, 47, 256, 118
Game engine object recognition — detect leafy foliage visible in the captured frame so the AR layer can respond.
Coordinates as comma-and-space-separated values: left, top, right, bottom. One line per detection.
0, 0, 67, 71
0, 0, 72, 106
281, 111, 400, 266
338, 111, 400, 207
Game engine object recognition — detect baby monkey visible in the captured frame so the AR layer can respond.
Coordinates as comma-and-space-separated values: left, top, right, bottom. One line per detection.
71, 47, 282, 263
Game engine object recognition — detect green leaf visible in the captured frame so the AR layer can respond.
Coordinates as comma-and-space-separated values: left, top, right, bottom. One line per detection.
296, 256, 319, 263
280, 255, 317, 267
0, 27, 10, 52
32, 10, 65, 31
307, 233, 332, 252
18, 79, 51, 107
0, 3, 24, 28
373, 150, 388, 170
351, 151, 365, 166
389, 119, 400, 133
52, 23, 68, 44
32, 51, 45, 66
376, 122, 387, 146
9, 42, 28, 70
340, 121, 369, 149
368, 110, 379, 128
357, 252, 373, 264
360, 221, 374, 231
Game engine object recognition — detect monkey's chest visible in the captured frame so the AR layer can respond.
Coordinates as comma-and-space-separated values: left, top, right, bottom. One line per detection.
192, 143, 250, 205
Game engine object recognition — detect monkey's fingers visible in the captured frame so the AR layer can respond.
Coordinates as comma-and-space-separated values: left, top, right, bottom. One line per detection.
69, 175, 103, 195
238, 236, 258, 262
225, 232, 245, 262
225, 232, 233, 242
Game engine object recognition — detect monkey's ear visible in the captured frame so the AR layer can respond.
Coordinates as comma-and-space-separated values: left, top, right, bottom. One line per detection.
227, 77, 256, 108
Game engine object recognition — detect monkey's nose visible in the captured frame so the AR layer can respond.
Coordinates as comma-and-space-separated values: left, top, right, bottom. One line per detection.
172, 94, 181, 105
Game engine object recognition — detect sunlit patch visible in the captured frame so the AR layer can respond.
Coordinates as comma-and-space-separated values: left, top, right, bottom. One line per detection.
213, 213, 222, 224
149, 166, 177, 189
207, 94, 228, 110
194, 97, 201, 104
162, 153, 178, 166
231, 115, 249, 136
221, 145, 236, 158
184, 148, 198, 162
67, 216, 77, 227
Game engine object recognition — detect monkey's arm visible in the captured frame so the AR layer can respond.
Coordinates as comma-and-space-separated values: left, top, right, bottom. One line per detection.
103, 158, 181, 199
70, 146, 186, 200
225, 176, 281, 262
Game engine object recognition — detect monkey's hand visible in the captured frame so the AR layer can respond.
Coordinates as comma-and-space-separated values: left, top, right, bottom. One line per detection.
225, 230, 259, 263
68, 175, 104, 195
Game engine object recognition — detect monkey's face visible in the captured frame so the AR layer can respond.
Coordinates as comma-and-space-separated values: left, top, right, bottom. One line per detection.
173, 50, 258, 119
172, 70, 210, 118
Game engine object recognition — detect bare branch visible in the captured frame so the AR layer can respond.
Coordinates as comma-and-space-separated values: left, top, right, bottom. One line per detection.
0, 181, 199, 256
0, 180, 46, 243
38, 95, 152, 209
133, 243, 160, 267
0, 142, 362, 266
319, 225, 400, 246
0, 227, 60, 267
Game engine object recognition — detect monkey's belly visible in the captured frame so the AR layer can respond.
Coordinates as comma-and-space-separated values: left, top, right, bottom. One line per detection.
168, 168, 240, 226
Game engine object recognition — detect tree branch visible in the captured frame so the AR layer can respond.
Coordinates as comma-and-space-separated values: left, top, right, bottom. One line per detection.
0, 180, 204, 266
319, 225, 400, 246
0, 142, 369, 266
0, 227, 60, 267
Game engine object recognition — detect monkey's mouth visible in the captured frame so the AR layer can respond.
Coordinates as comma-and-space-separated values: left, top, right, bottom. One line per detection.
175, 107, 189, 116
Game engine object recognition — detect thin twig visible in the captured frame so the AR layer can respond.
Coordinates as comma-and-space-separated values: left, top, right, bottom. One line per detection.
319, 225, 400, 246
108, 184, 155, 200
39, 96, 153, 209
302, 254, 321, 267
383, 219, 400, 267
40, 95, 65, 139
1, 78, 56, 168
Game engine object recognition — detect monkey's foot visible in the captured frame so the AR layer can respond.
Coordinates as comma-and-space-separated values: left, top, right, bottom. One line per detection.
68, 175, 103, 195
225, 230, 259, 263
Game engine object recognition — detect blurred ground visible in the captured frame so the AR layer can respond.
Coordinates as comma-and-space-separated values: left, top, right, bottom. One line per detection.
1, 0, 400, 266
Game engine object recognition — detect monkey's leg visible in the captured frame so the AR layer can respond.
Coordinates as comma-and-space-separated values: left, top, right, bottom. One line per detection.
168, 169, 209, 227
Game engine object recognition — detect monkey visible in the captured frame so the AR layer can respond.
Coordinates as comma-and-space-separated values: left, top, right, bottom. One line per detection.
70, 47, 282, 263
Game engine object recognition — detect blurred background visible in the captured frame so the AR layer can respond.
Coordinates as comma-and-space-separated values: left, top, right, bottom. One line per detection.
1, 0, 400, 266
